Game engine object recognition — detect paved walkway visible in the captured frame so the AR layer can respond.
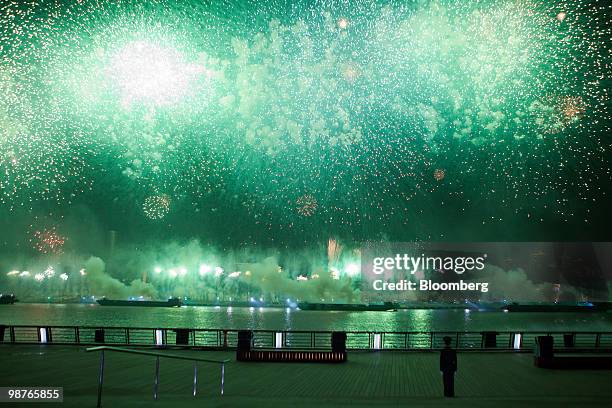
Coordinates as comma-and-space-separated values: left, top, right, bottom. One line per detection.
1, 346, 611, 407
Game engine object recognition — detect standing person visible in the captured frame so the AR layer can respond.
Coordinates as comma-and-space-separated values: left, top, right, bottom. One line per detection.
440, 336, 457, 397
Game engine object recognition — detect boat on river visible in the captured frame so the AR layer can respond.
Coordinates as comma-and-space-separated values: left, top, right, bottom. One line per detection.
501, 302, 611, 312
297, 302, 397, 311
0, 294, 18, 304
96, 297, 182, 307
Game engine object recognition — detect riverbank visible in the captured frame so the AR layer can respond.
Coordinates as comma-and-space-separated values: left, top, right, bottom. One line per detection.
1, 346, 611, 407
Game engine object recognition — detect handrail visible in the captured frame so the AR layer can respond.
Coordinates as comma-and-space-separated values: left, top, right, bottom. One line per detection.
2, 325, 612, 350
85, 345, 230, 363
5, 324, 612, 334
85, 346, 228, 407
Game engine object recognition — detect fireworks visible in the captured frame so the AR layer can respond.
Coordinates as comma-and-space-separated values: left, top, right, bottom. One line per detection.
296, 194, 318, 217
0, 0, 608, 240
341, 61, 362, 83
143, 194, 172, 220
44, 266, 55, 278
345, 263, 360, 277
530, 94, 588, 135
0, 131, 93, 210
199, 264, 212, 276
106, 40, 205, 108
32, 229, 66, 255
559, 96, 586, 123
328, 238, 342, 265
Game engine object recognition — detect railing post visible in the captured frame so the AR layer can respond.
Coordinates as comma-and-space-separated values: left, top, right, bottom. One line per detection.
193, 362, 197, 396
75, 327, 80, 344
220, 362, 225, 396
96, 350, 105, 408
153, 356, 160, 400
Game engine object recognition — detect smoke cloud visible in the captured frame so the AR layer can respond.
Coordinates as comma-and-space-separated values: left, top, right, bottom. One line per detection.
84, 256, 157, 299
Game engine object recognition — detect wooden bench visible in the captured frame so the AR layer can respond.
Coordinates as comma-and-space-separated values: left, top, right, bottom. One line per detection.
236, 330, 347, 363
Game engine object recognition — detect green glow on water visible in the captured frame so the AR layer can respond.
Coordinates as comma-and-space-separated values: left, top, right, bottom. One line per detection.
3, 303, 612, 332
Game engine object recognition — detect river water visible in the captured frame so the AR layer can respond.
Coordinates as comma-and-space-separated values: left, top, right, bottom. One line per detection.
2, 303, 612, 332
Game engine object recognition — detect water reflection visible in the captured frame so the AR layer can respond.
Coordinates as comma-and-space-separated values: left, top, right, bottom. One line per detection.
1, 304, 612, 332
409, 308, 434, 332
284, 307, 292, 329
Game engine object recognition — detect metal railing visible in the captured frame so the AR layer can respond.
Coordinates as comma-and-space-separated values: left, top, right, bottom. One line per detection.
85, 346, 229, 408
2, 325, 612, 351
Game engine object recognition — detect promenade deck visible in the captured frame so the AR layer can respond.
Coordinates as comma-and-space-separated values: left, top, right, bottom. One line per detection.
1, 345, 611, 407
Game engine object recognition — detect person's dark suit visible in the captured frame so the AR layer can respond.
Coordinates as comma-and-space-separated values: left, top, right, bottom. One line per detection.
440, 346, 457, 397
